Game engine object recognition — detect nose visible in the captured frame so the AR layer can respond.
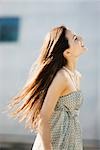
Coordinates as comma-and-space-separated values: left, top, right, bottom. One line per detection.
77, 35, 85, 47
78, 35, 83, 42
78, 35, 84, 44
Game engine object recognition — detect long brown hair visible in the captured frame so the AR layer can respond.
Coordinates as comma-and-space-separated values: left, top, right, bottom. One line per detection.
6, 25, 70, 132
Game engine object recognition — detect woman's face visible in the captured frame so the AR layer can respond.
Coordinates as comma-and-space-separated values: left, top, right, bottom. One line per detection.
64, 29, 87, 57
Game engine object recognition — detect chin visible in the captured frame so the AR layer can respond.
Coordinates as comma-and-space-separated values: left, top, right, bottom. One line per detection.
83, 47, 88, 51
81, 49, 87, 54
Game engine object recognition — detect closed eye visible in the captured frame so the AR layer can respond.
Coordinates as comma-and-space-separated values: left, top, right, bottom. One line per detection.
74, 37, 78, 40
73, 35, 78, 41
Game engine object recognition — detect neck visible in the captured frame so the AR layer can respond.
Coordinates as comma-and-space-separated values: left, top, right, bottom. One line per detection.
64, 58, 78, 73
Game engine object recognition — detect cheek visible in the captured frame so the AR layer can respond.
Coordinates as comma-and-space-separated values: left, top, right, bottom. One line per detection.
73, 44, 82, 55
74, 42, 82, 50
69, 41, 81, 54
73, 42, 80, 51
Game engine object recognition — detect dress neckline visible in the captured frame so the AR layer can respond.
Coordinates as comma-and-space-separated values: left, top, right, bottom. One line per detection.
59, 90, 81, 98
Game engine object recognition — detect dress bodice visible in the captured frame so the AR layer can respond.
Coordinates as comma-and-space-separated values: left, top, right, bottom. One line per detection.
32, 90, 84, 150
54, 90, 83, 113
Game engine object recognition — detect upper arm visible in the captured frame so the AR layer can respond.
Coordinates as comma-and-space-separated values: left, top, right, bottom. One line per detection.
39, 70, 67, 121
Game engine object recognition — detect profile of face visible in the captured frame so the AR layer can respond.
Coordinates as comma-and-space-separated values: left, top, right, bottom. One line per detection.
63, 29, 87, 58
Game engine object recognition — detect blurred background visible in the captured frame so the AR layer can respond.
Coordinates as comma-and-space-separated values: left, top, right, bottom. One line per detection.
0, 0, 100, 149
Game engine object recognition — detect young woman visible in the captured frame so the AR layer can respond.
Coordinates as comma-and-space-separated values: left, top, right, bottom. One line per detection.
7, 25, 87, 150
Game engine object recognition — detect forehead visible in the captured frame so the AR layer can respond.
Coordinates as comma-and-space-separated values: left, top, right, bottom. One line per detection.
66, 29, 76, 39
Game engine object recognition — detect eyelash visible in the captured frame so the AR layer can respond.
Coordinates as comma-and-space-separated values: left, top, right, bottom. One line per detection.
74, 37, 78, 40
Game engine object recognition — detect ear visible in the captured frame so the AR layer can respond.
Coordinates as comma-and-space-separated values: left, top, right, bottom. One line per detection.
63, 49, 71, 57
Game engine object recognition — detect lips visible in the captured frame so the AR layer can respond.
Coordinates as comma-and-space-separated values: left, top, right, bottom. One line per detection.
81, 42, 84, 47
81, 44, 84, 47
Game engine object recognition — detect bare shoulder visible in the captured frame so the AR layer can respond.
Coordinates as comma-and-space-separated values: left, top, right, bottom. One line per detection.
56, 68, 70, 85
48, 68, 68, 93
59, 67, 74, 82
39, 68, 69, 120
